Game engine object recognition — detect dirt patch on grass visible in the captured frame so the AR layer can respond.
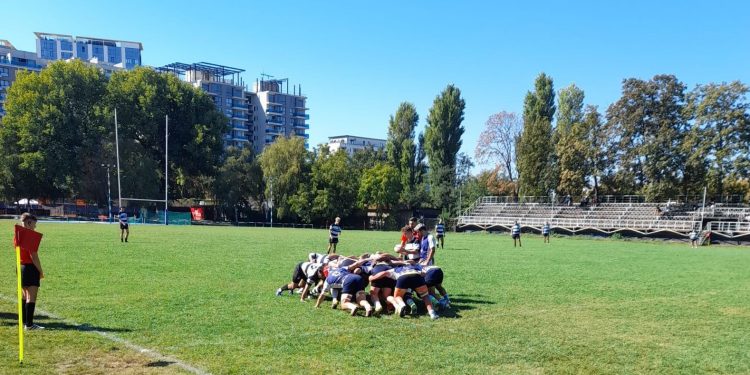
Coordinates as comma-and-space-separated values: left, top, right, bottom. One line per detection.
56, 347, 188, 375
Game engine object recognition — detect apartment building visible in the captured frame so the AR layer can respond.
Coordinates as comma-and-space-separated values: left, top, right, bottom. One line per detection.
327, 135, 386, 156
248, 77, 309, 154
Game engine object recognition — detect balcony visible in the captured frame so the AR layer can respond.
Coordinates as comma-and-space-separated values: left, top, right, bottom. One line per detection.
291, 113, 309, 119
265, 128, 282, 135
231, 113, 249, 120
266, 107, 284, 115
293, 123, 309, 129
267, 118, 283, 126
232, 101, 247, 110
294, 133, 309, 139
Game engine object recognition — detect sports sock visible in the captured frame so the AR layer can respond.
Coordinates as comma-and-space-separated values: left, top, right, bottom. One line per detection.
21, 300, 27, 324
26, 302, 36, 327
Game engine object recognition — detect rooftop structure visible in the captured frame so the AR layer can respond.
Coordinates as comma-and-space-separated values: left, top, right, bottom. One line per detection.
327, 135, 386, 155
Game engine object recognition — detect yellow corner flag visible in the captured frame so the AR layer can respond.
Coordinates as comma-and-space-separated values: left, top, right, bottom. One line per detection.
15, 245, 24, 364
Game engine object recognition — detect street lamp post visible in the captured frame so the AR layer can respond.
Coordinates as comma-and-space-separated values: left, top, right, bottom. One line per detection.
102, 164, 112, 222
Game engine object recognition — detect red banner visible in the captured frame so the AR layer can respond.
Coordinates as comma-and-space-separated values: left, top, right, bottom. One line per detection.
190, 207, 204, 221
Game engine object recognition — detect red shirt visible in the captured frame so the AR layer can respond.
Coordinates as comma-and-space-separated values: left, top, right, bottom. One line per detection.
14, 226, 41, 265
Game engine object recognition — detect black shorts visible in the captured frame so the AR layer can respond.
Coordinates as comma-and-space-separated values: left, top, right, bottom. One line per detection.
371, 265, 396, 288
437, 234, 444, 239
21, 264, 41, 287
329, 237, 339, 244
342, 274, 364, 295
120, 223, 129, 230
292, 262, 306, 284
543, 233, 549, 237
425, 268, 444, 287
396, 274, 426, 290
512, 234, 520, 239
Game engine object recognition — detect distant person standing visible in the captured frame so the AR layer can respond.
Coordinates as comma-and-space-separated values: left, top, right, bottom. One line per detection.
512, 221, 522, 247
328, 217, 342, 254
542, 222, 551, 244
119, 207, 129, 243
435, 219, 445, 249
689, 230, 699, 248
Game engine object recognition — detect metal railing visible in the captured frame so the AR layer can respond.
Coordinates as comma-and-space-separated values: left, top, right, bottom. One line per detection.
458, 215, 697, 232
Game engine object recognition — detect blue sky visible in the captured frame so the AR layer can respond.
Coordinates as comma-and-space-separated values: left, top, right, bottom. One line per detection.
3, 0, 749, 170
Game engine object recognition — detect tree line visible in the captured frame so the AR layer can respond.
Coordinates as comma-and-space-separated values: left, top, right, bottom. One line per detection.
477, 73, 750, 203
0, 61, 472, 226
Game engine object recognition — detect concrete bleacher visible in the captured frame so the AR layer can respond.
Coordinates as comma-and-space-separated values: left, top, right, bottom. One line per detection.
457, 196, 750, 240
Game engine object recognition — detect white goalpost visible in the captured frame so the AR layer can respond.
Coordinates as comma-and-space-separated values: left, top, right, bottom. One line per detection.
114, 109, 170, 225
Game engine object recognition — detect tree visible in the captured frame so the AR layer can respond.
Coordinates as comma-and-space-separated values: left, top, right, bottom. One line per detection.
425, 85, 466, 210
516, 73, 557, 197
581, 106, 610, 198
385, 102, 419, 205
290, 146, 358, 223
555, 84, 588, 198
258, 136, 309, 220
687, 81, 750, 197
0, 60, 107, 201
106, 67, 227, 200
606, 75, 688, 200
216, 147, 264, 222
475, 111, 522, 196
357, 162, 400, 229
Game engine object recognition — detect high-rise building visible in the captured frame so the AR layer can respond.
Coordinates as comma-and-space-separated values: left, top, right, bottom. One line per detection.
327, 135, 386, 156
0, 39, 46, 117
159, 62, 251, 150
248, 77, 309, 154
1, 32, 143, 119
35, 32, 142, 70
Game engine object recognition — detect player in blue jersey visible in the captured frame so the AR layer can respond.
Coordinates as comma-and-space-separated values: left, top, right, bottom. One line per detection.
542, 222, 551, 244
315, 257, 373, 316
435, 219, 445, 249
423, 265, 450, 309
327, 217, 342, 254
118, 207, 129, 242
512, 220, 521, 248
369, 264, 439, 319
415, 224, 436, 266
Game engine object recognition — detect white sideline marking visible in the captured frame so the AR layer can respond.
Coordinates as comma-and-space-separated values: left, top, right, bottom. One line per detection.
1, 295, 210, 375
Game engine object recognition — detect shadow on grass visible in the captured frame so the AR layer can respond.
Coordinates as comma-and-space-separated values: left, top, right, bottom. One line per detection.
446, 293, 496, 313
0, 312, 131, 333
146, 361, 175, 367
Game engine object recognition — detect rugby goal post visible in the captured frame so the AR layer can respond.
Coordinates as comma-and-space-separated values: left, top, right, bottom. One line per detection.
114, 109, 169, 225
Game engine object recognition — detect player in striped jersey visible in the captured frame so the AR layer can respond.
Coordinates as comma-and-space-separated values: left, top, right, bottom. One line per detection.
512, 221, 522, 248
276, 262, 324, 301
435, 219, 445, 249
542, 222, 551, 244
327, 217, 342, 254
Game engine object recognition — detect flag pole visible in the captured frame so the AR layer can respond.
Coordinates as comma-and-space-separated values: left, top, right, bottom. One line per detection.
15, 244, 24, 364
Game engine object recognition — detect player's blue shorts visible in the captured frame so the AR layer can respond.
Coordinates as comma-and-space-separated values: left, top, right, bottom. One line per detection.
396, 274, 426, 290
342, 274, 364, 295
425, 268, 444, 287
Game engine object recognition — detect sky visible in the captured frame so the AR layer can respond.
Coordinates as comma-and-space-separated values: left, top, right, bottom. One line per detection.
3, 0, 749, 170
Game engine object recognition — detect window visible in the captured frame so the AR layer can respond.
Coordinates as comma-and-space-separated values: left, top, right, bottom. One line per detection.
0, 67, 8, 77
0, 80, 10, 89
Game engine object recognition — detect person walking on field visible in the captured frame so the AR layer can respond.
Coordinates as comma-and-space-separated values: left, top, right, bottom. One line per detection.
512, 221, 522, 248
435, 219, 445, 249
119, 207, 129, 243
328, 217, 342, 254
15, 213, 45, 330
542, 222, 551, 244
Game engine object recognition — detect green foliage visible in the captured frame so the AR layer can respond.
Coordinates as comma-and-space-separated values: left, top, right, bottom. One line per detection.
357, 162, 400, 225
517, 73, 557, 197
259, 136, 310, 220
605, 75, 688, 200
425, 85, 466, 210
0, 60, 107, 200
385, 102, 419, 206
556, 84, 589, 197
216, 147, 264, 220
290, 146, 358, 223
687, 81, 750, 197
105, 67, 227, 200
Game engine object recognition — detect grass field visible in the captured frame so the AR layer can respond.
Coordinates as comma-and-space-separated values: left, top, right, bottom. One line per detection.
0, 220, 749, 374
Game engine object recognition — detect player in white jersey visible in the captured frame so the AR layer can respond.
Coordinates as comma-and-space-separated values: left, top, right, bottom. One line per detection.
276, 262, 323, 302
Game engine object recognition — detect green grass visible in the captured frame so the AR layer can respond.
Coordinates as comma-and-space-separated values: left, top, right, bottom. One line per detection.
1, 220, 749, 374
